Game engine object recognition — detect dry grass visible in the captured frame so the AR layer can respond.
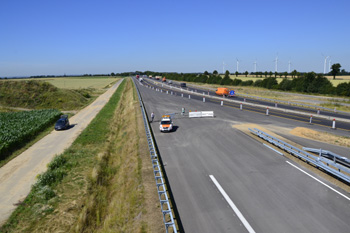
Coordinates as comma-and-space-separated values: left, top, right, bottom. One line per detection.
72, 78, 164, 232
290, 127, 350, 148
9, 77, 119, 89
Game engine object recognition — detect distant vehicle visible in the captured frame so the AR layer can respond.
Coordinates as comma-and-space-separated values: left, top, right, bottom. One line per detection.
168, 80, 173, 84
215, 87, 230, 97
149, 75, 152, 79
155, 76, 161, 80
136, 75, 139, 79
159, 115, 173, 132
55, 115, 70, 130
180, 83, 186, 88
162, 77, 166, 82
139, 78, 143, 82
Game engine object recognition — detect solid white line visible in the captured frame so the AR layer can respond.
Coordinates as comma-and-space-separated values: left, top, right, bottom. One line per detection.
263, 143, 284, 156
209, 175, 256, 233
286, 161, 350, 201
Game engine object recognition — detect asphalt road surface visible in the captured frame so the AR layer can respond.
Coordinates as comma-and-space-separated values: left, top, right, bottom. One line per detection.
136, 78, 350, 233
0, 79, 123, 225
145, 80, 350, 132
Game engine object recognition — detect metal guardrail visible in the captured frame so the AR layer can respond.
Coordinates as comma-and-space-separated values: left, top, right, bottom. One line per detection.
249, 128, 350, 184
303, 147, 350, 169
133, 78, 177, 233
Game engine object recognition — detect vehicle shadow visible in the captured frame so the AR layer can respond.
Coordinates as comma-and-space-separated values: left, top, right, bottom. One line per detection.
172, 126, 179, 132
67, 124, 77, 130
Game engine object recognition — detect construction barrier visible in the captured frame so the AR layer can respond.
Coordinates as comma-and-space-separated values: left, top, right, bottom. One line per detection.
189, 111, 214, 118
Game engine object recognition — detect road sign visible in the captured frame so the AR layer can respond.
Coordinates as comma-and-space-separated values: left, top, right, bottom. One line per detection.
229, 90, 235, 96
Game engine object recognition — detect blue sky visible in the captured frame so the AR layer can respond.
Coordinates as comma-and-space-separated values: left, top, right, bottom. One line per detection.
0, 0, 349, 77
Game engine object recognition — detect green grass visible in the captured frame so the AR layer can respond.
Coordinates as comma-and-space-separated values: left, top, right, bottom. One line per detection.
0, 80, 93, 110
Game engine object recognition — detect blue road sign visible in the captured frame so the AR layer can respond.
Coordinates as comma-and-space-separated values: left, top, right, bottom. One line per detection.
229, 90, 235, 96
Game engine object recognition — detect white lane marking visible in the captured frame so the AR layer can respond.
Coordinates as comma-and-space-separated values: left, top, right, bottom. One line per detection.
263, 143, 284, 156
209, 175, 256, 233
286, 161, 350, 201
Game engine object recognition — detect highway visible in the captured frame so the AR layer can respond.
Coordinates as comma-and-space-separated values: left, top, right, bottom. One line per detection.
135, 78, 350, 233
141, 79, 350, 132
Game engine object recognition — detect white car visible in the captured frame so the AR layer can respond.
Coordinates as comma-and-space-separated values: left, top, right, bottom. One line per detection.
159, 115, 173, 132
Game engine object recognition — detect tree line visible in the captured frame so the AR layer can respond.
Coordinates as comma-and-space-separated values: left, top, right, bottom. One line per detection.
129, 66, 350, 97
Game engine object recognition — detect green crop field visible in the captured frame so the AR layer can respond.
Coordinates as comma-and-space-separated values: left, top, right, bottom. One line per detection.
17, 76, 119, 89
0, 109, 61, 160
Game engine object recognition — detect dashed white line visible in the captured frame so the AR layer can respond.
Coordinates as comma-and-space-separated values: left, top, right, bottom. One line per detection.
286, 161, 350, 201
209, 175, 256, 233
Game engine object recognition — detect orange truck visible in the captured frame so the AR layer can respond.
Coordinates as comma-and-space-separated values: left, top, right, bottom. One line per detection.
215, 87, 229, 96
162, 77, 166, 82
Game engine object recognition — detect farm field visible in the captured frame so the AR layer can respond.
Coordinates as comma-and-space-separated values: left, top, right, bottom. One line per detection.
0, 109, 61, 161
224, 75, 350, 86
17, 76, 119, 89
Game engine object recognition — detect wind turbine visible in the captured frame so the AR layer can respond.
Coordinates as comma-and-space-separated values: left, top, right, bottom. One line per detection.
274, 54, 278, 72
253, 59, 257, 73
223, 61, 226, 74
328, 58, 332, 73
288, 60, 292, 73
236, 58, 240, 73
322, 54, 329, 74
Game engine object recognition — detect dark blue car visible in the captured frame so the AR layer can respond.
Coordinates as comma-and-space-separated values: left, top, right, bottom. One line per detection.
55, 115, 70, 130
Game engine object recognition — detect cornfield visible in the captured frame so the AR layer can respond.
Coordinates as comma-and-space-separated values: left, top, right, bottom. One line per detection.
0, 109, 61, 159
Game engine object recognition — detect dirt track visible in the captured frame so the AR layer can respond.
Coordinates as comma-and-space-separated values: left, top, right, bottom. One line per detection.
0, 79, 123, 225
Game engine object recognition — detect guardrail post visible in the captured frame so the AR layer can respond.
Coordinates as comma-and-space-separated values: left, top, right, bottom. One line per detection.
221, 100, 223, 106
275, 103, 277, 108
166, 90, 168, 94
181, 93, 183, 97
266, 107, 269, 115
203, 96, 205, 102
309, 115, 312, 124
189, 95, 191, 99
334, 107, 337, 113
244, 98, 246, 102
203, 92, 205, 95
332, 119, 336, 129
161, 89, 162, 93
317, 109, 320, 115
240, 103, 242, 110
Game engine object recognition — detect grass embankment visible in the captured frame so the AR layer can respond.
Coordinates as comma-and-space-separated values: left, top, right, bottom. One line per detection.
1, 78, 164, 232
0, 80, 93, 111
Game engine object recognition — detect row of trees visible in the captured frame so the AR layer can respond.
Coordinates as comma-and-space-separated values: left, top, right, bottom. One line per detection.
133, 67, 350, 97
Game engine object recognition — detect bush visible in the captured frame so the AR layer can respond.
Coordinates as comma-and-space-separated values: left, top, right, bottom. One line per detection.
37, 168, 67, 187
48, 155, 67, 170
